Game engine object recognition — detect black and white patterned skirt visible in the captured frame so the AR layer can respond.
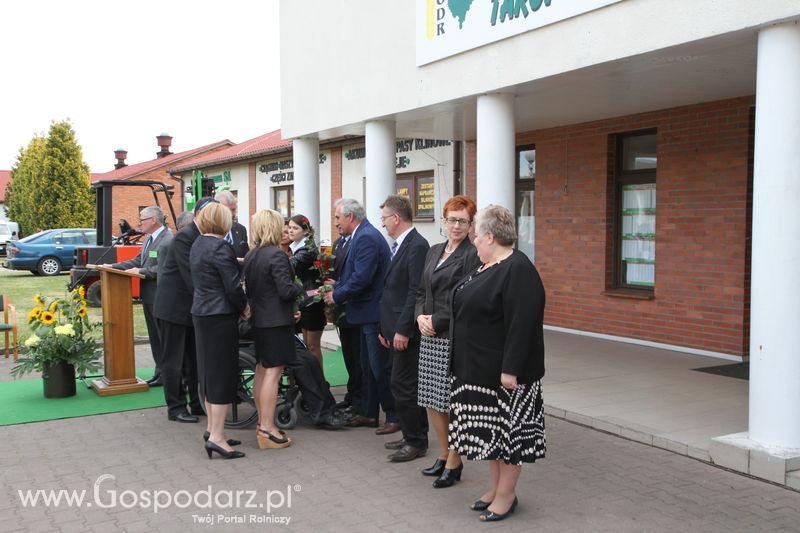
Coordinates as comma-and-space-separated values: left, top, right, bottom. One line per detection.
448, 376, 546, 465
417, 336, 451, 412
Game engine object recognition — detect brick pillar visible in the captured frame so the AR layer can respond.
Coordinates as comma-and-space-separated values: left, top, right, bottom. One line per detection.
464, 140, 477, 203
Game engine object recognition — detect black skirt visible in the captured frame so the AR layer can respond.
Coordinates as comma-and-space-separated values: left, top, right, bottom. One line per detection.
449, 376, 546, 465
253, 325, 297, 368
299, 300, 326, 331
193, 314, 239, 405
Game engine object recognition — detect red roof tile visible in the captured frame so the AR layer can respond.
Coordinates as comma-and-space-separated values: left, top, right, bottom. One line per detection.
93, 139, 234, 182
171, 130, 292, 173
0, 170, 10, 203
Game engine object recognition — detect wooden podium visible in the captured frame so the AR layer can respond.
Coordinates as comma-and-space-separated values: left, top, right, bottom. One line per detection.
88, 265, 149, 396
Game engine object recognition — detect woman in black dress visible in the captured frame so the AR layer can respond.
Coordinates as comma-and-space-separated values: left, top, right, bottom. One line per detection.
448, 205, 546, 522
190, 202, 249, 460
415, 195, 480, 488
244, 209, 303, 449
287, 214, 326, 371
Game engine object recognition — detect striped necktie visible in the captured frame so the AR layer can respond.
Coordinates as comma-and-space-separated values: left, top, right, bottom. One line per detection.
390, 240, 398, 260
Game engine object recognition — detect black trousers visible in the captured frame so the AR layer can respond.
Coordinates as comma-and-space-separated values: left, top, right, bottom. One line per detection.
337, 324, 362, 409
158, 319, 201, 416
142, 302, 162, 374
288, 343, 336, 422
390, 337, 428, 449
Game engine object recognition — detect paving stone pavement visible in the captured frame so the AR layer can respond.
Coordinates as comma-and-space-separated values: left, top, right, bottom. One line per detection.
3, 405, 800, 533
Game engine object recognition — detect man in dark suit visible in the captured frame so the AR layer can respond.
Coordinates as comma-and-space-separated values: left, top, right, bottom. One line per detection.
215, 190, 249, 259
103, 206, 173, 387
331, 232, 361, 412
323, 198, 396, 433
154, 197, 217, 422
377, 195, 430, 462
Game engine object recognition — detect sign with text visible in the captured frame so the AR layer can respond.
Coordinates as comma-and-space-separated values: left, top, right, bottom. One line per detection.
417, 0, 624, 66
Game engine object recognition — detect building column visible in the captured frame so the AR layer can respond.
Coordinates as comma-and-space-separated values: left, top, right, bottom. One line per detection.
365, 120, 396, 220
750, 22, 800, 448
293, 136, 320, 232
711, 21, 800, 484
477, 93, 515, 210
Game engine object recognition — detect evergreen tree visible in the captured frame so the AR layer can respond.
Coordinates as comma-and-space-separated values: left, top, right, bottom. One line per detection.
6, 121, 94, 234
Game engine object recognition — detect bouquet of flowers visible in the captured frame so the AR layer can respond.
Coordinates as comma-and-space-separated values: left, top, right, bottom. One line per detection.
10, 288, 103, 378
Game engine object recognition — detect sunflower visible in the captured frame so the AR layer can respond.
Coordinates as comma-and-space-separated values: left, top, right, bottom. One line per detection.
77, 305, 88, 318
77, 286, 86, 299
49, 301, 58, 313
28, 307, 42, 322
40, 311, 56, 325
34, 294, 45, 307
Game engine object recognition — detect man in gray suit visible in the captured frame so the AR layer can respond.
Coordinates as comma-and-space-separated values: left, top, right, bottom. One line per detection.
104, 206, 173, 386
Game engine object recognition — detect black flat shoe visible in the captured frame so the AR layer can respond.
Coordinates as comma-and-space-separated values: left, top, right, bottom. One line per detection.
203, 431, 241, 446
432, 462, 463, 488
421, 458, 446, 476
470, 499, 492, 511
168, 412, 199, 423
479, 497, 518, 522
205, 441, 246, 460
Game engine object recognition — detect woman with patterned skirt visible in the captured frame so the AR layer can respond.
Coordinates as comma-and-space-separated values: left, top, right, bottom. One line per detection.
448, 205, 547, 522
415, 195, 480, 488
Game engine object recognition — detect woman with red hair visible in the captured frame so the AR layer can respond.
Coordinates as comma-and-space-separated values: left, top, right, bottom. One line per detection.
414, 195, 480, 488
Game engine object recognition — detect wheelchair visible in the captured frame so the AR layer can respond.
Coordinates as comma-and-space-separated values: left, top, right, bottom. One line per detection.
207, 343, 305, 430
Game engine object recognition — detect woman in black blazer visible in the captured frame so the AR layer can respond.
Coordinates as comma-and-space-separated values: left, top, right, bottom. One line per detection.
287, 214, 326, 371
244, 209, 303, 449
190, 202, 249, 460
415, 195, 480, 488
449, 205, 546, 522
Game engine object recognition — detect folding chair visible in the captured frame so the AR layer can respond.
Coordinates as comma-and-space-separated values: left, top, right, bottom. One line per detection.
1, 294, 18, 360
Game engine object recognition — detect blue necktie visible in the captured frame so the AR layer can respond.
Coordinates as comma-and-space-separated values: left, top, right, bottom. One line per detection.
391, 241, 398, 260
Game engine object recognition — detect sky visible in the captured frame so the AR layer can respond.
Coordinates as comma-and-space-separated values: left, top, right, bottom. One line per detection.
0, 0, 281, 174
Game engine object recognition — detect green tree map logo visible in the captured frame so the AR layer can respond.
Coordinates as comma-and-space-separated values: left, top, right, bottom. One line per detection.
448, 0, 474, 29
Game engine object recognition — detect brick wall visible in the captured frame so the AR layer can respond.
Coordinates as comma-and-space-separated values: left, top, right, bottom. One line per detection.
330, 146, 342, 240
511, 97, 754, 356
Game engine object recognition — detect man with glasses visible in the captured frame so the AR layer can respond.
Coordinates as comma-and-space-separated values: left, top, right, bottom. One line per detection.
103, 206, 172, 386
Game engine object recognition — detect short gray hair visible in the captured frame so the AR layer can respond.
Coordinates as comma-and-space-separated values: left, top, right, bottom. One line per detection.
335, 198, 365, 222
176, 211, 195, 230
215, 190, 237, 207
140, 206, 165, 226
475, 205, 516, 246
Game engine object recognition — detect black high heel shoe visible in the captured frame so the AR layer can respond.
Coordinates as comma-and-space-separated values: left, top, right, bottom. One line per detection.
479, 497, 518, 522
203, 431, 242, 446
421, 458, 446, 477
470, 499, 492, 511
432, 462, 463, 488
205, 441, 246, 460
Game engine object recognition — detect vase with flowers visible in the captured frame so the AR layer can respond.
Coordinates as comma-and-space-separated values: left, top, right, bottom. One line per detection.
11, 287, 103, 398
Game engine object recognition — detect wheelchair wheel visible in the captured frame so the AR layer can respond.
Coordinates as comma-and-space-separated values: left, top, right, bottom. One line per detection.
275, 402, 298, 430
199, 350, 259, 429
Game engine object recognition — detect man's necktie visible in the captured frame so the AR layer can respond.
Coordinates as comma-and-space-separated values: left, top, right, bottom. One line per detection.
391, 240, 398, 260
141, 235, 152, 258
225, 231, 233, 245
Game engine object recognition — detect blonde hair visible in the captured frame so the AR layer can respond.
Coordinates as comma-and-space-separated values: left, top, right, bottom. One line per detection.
250, 209, 284, 247
196, 202, 232, 236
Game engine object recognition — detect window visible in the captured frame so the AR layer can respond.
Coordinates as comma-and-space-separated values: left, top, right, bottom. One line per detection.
516, 145, 536, 262
614, 131, 657, 289
396, 171, 435, 221
273, 186, 294, 218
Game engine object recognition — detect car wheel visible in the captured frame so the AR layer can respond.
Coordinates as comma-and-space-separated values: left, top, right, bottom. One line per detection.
86, 281, 102, 308
37, 256, 62, 276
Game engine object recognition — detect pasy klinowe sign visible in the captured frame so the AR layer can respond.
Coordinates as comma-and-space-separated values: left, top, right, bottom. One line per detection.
417, 0, 625, 66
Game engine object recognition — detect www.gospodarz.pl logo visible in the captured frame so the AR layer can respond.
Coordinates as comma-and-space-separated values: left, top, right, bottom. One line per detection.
17, 473, 299, 521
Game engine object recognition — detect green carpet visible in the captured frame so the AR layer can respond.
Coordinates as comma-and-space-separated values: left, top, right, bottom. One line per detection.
0, 349, 348, 426
0, 368, 162, 426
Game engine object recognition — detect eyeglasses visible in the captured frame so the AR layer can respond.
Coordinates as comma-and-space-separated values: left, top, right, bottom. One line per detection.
139, 216, 154, 224
444, 217, 471, 227
379, 213, 398, 222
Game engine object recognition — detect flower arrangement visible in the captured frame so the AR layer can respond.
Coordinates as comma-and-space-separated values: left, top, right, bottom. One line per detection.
10, 288, 103, 378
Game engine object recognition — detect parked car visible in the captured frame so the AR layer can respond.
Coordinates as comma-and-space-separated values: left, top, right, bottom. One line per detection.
4, 228, 97, 275
0, 220, 19, 256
